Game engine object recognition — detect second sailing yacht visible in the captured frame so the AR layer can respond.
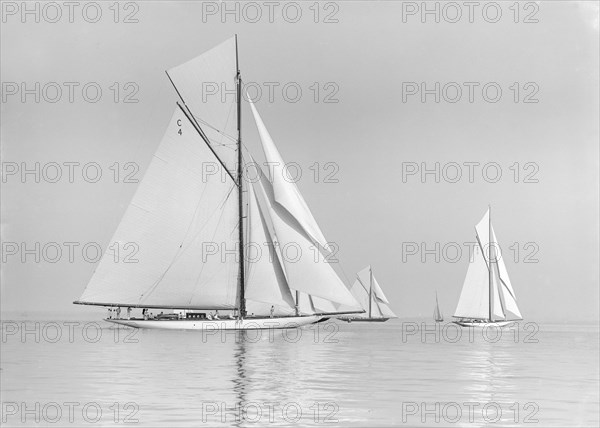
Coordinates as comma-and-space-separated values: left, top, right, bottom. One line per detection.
339, 266, 397, 322
453, 207, 523, 328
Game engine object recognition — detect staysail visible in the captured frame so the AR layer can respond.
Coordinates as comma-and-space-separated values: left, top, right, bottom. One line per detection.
77, 109, 239, 309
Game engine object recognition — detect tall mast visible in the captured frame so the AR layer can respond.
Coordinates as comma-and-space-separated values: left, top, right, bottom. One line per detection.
368, 266, 373, 318
236, 34, 246, 318
488, 204, 492, 321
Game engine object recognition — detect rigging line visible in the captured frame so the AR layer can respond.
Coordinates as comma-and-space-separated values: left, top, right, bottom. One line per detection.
191, 102, 238, 145
475, 234, 490, 271
174, 101, 237, 184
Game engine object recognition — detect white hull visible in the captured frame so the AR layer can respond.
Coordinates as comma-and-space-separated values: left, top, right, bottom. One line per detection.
106, 315, 323, 330
453, 320, 517, 328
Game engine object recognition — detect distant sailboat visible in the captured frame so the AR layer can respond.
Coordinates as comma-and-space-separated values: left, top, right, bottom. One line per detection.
73, 36, 364, 330
434, 292, 443, 322
339, 266, 397, 322
453, 206, 523, 328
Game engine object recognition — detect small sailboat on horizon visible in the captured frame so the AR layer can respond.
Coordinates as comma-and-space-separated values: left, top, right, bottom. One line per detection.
453, 206, 523, 328
73, 36, 364, 330
434, 291, 443, 323
339, 266, 397, 322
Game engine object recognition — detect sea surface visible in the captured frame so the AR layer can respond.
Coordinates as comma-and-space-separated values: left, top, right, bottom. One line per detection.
1, 318, 598, 427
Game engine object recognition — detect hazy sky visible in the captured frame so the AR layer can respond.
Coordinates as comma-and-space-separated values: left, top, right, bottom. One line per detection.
1, 1, 598, 322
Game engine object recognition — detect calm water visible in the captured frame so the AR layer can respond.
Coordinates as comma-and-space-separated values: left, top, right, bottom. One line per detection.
1, 319, 598, 427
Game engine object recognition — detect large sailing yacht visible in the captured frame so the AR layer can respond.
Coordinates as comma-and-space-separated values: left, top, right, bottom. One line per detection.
453, 207, 523, 328
73, 37, 364, 330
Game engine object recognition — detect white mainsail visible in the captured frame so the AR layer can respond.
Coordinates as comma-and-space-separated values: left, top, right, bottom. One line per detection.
78, 109, 239, 309
453, 208, 522, 321
454, 245, 490, 319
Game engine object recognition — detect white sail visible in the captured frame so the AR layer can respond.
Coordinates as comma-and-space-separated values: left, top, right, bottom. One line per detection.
492, 227, 522, 320
78, 109, 239, 309
490, 260, 506, 320
357, 266, 390, 304
378, 302, 397, 318
252, 171, 360, 308
454, 244, 490, 319
167, 37, 239, 173
248, 98, 329, 249
245, 179, 296, 313
478, 212, 506, 321
310, 296, 340, 314
475, 208, 491, 260
347, 268, 397, 318
455, 208, 522, 321
297, 292, 316, 315
348, 277, 371, 315
434, 294, 443, 321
